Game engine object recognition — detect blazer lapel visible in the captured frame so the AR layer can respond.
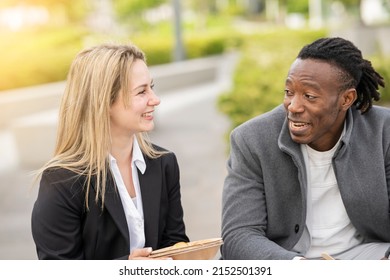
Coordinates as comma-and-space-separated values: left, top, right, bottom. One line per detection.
139, 157, 162, 249
96, 174, 130, 246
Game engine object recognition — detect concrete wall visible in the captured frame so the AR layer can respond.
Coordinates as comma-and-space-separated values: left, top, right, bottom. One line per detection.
0, 82, 64, 129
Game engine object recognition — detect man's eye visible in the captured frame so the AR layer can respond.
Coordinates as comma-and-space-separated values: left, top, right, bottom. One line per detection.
305, 94, 316, 100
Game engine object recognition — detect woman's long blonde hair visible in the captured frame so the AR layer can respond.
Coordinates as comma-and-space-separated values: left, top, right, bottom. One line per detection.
36, 43, 165, 209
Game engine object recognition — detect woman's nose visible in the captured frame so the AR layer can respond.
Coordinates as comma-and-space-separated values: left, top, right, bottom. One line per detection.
149, 90, 161, 106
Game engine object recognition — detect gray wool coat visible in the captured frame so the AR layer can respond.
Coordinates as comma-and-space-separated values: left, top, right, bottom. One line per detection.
221, 104, 390, 260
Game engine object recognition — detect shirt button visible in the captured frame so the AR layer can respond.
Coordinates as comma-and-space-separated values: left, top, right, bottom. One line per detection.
294, 224, 299, 233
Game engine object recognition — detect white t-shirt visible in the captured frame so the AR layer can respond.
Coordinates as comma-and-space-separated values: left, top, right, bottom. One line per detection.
294, 127, 363, 258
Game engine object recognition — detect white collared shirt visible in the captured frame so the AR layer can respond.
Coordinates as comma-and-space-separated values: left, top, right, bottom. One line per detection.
109, 136, 146, 252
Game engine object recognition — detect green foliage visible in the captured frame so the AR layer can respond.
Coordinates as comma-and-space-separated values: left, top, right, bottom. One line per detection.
113, 0, 166, 19
286, 0, 309, 14
131, 34, 174, 65
370, 56, 390, 105
129, 28, 243, 65
185, 30, 242, 59
0, 26, 88, 91
217, 28, 328, 130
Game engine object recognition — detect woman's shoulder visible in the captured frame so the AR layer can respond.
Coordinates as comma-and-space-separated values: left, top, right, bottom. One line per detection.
149, 144, 174, 157
147, 144, 178, 165
40, 167, 86, 195
42, 167, 82, 182
35, 167, 85, 217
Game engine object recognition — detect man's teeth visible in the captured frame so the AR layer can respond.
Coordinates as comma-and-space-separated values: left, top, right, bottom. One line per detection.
143, 112, 152, 117
293, 122, 306, 127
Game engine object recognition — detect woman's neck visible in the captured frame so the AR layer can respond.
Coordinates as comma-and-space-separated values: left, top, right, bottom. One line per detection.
110, 134, 134, 164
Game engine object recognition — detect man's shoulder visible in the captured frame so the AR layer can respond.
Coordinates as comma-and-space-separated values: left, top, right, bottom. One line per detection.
354, 105, 390, 123
371, 105, 390, 116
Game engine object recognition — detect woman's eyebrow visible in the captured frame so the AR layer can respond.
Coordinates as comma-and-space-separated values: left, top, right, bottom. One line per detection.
132, 79, 153, 91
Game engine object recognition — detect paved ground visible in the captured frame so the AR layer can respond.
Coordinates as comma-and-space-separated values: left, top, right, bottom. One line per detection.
0, 53, 238, 259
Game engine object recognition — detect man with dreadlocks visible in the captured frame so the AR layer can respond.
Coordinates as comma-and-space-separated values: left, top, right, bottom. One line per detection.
221, 37, 390, 260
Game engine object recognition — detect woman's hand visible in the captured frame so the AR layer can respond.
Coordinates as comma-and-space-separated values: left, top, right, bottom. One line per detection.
128, 247, 172, 260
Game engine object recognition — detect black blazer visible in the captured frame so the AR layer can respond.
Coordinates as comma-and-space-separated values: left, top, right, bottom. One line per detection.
31, 151, 189, 259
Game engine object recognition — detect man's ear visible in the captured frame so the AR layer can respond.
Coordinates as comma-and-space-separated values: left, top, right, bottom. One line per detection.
340, 88, 357, 111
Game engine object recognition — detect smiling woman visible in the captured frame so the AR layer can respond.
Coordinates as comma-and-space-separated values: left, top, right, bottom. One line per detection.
31, 42, 189, 260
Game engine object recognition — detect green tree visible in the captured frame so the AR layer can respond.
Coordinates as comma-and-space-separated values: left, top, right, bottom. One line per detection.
286, 0, 309, 14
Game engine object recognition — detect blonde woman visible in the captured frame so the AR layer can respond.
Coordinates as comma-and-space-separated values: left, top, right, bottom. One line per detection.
31, 43, 189, 260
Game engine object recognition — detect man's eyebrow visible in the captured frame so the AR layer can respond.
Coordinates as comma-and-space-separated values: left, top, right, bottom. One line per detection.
301, 80, 321, 91
285, 78, 321, 91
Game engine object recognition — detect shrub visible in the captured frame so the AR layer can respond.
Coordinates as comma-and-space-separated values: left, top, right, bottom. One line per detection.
185, 30, 242, 59
133, 30, 243, 65
132, 35, 173, 65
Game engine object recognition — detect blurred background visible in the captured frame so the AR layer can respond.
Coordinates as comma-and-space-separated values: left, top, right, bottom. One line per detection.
0, 0, 389, 259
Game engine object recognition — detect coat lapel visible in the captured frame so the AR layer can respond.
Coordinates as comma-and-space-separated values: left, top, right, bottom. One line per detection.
139, 156, 162, 249
90, 158, 163, 250
97, 174, 130, 246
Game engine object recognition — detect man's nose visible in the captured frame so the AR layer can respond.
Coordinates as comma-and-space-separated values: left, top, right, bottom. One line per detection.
288, 95, 304, 113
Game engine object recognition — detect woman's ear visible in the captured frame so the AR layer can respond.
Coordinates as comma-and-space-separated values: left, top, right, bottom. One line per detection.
340, 88, 357, 111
